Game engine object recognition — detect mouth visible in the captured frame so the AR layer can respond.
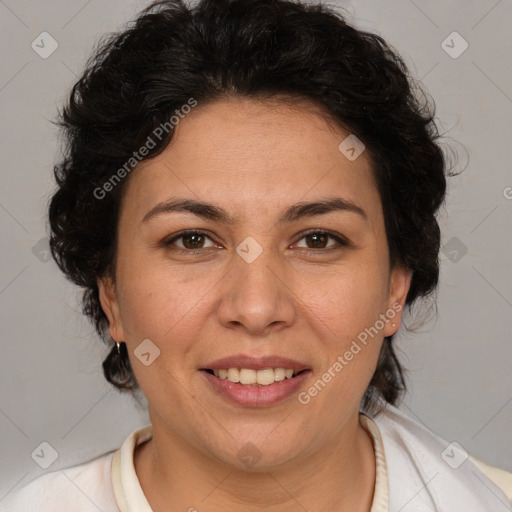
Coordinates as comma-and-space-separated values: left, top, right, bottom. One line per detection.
200, 366, 312, 407
201, 368, 310, 386
199, 354, 311, 406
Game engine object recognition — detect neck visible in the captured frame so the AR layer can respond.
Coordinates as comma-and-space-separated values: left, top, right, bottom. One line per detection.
134, 412, 375, 512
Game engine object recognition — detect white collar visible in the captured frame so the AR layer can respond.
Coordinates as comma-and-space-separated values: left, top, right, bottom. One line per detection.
111, 424, 153, 511
111, 414, 389, 511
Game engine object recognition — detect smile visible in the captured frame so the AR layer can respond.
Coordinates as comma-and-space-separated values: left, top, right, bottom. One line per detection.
200, 368, 311, 407
204, 368, 305, 386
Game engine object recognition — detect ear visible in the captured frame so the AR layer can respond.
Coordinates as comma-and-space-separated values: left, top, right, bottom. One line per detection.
383, 265, 413, 338
97, 277, 126, 342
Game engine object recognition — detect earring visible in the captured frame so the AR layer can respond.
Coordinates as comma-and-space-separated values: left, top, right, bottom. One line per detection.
111, 325, 121, 354
392, 323, 396, 327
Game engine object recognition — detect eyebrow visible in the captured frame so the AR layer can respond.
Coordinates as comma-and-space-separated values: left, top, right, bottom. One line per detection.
142, 197, 368, 225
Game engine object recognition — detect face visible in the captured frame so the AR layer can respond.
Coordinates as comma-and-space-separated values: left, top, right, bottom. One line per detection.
99, 97, 411, 470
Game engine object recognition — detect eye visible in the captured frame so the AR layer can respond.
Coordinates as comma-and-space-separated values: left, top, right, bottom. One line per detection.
293, 230, 350, 250
163, 230, 217, 251
162, 229, 350, 253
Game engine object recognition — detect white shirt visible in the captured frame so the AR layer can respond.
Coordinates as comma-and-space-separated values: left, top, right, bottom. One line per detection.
2, 403, 511, 511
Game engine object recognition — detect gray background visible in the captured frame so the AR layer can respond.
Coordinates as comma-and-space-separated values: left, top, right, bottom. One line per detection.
1, 0, 511, 501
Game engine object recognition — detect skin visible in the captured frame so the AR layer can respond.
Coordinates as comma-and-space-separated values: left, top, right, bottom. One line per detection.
99, 96, 412, 512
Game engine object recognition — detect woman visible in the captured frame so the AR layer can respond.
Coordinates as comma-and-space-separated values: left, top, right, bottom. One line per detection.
4, 0, 511, 510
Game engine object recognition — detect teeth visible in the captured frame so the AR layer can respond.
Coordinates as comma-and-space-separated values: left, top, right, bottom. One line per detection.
211, 368, 299, 386
227, 368, 240, 383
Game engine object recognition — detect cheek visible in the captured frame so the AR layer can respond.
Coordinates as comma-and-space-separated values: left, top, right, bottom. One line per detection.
299, 279, 385, 413
296, 261, 388, 392
114, 256, 216, 347
299, 261, 388, 337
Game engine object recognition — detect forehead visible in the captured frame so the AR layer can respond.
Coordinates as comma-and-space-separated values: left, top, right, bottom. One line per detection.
122, 97, 382, 225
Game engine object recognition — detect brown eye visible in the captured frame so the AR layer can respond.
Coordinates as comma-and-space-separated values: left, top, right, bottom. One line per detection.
164, 230, 216, 251
180, 232, 206, 249
303, 232, 330, 249
295, 230, 349, 250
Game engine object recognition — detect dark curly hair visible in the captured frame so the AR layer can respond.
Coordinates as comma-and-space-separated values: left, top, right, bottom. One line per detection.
48, 0, 451, 414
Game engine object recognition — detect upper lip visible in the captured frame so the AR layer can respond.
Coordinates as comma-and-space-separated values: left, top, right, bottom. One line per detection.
200, 354, 310, 372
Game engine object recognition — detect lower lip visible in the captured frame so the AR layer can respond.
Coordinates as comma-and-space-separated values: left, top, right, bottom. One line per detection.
200, 370, 311, 407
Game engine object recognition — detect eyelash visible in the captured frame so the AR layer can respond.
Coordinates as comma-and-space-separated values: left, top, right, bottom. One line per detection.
162, 229, 351, 253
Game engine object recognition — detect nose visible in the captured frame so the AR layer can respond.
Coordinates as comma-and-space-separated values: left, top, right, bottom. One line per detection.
216, 244, 296, 336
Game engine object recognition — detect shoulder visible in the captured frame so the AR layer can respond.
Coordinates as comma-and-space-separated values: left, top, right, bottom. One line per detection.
1, 451, 119, 512
469, 453, 512, 501
368, 403, 512, 511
